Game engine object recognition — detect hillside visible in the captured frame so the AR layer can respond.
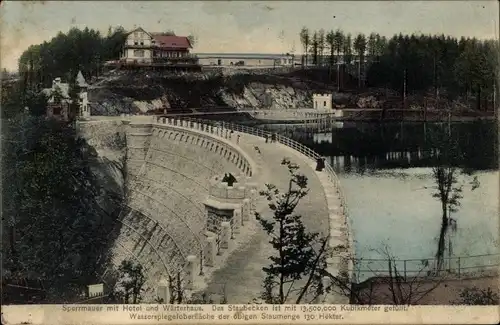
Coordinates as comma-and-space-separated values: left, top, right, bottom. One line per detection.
88, 69, 327, 115
87, 67, 492, 117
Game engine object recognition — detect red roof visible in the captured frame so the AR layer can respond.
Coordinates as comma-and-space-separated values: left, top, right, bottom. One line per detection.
151, 34, 192, 49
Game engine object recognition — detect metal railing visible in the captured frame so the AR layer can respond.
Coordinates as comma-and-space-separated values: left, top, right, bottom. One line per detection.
155, 116, 352, 250
353, 253, 500, 282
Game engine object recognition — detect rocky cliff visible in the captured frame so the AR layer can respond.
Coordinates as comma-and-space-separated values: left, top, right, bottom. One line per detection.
88, 68, 469, 116
88, 69, 337, 115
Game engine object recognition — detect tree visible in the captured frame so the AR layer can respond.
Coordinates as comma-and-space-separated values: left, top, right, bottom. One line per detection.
310, 31, 320, 66
2, 114, 121, 302
325, 30, 335, 76
374, 34, 387, 61
114, 259, 146, 304
163, 272, 227, 304
18, 26, 127, 89
255, 158, 329, 304
187, 35, 196, 48
333, 29, 344, 64
427, 125, 479, 272
325, 245, 444, 305
299, 27, 310, 66
333, 30, 345, 89
343, 34, 353, 65
353, 34, 367, 88
1, 82, 48, 118
317, 29, 326, 66
367, 33, 377, 63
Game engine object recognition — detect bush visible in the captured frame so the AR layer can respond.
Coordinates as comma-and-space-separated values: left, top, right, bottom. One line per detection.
455, 286, 499, 305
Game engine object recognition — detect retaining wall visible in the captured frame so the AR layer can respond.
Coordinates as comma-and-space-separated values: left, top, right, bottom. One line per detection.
86, 116, 259, 298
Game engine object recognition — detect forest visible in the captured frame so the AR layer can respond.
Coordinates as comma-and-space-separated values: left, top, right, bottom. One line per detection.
299, 27, 498, 109
1, 111, 124, 302
18, 26, 128, 92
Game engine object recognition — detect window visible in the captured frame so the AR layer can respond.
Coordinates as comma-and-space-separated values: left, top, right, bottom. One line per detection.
134, 41, 138, 45
133, 50, 145, 57
140, 41, 144, 45
323, 101, 327, 107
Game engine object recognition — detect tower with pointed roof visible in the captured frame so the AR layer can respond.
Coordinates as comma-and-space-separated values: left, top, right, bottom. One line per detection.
76, 71, 90, 118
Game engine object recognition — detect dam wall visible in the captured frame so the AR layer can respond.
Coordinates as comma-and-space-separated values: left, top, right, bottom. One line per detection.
73, 115, 351, 303
77, 116, 259, 300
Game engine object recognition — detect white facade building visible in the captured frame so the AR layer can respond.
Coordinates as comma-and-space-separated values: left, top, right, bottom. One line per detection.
121, 27, 154, 63
197, 53, 295, 67
312, 93, 344, 118
313, 93, 333, 110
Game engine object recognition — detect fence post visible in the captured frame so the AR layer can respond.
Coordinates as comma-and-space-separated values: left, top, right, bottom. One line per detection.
403, 260, 407, 281
458, 257, 461, 279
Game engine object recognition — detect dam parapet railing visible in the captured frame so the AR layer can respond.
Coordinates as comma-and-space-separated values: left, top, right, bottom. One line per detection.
151, 115, 354, 285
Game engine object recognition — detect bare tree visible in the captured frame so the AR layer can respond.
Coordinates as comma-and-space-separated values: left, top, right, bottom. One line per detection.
323, 246, 445, 305
426, 125, 479, 272
159, 272, 227, 304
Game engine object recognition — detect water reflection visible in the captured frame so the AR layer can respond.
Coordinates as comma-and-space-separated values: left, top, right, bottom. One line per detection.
269, 120, 498, 171
264, 120, 498, 281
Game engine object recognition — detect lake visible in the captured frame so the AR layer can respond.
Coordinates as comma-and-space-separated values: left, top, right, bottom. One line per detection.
262, 120, 499, 281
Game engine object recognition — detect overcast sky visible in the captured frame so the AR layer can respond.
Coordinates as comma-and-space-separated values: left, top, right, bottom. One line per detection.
1, 0, 498, 71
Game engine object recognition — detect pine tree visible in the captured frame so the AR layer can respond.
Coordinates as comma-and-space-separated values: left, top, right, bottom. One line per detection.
256, 158, 328, 304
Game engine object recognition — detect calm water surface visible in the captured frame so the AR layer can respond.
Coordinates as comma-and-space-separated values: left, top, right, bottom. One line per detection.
263, 121, 499, 280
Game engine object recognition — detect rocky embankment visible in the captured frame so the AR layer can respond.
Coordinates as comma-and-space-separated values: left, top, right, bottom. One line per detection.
88, 68, 483, 116
88, 69, 337, 115
77, 120, 128, 208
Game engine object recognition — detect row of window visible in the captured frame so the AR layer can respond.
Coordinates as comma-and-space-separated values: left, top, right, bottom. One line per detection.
131, 50, 187, 58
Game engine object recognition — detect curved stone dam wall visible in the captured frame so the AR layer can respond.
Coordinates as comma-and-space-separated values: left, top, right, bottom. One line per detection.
79, 117, 259, 299
77, 116, 351, 303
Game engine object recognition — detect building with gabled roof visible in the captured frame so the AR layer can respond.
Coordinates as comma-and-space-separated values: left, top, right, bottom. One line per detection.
119, 27, 195, 65
41, 71, 90, 121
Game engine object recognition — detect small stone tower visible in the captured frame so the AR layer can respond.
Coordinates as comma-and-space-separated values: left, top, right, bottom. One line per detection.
76, 71, 90, 118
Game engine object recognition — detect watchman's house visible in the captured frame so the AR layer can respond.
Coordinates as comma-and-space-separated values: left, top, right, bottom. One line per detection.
41, 71, 89, 122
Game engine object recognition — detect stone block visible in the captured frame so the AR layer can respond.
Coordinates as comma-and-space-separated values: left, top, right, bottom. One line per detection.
220, 222, 231, 249
233, 208, 242, 230
249, 189, 257, 213
157, 278, 170, 303
242, 198, 251, 221
184, 255, 197, 290
204, 237, 216, 267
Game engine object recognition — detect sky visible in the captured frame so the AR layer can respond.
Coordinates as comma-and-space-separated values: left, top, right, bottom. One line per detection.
1, 0, 498, 71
